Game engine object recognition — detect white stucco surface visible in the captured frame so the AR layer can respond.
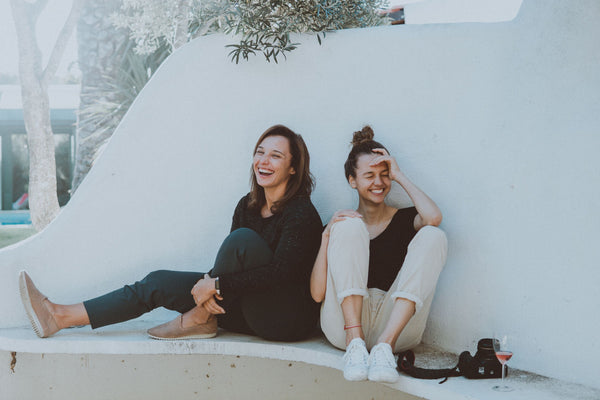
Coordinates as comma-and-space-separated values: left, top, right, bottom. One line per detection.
0, 0, 598, 391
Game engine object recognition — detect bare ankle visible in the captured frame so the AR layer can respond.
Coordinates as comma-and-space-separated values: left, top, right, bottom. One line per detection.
47, 302, 90, 329
345, 327, 364, 346
375, 335, 395, 348
181, 308, 211, 328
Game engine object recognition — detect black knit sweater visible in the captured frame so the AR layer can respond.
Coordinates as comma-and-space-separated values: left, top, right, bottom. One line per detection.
216, 193, 323, 295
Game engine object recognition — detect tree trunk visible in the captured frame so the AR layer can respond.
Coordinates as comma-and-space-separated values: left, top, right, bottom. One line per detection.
10, 0, 83, 230
173, 0, 192, 51
71, 0, 128, 193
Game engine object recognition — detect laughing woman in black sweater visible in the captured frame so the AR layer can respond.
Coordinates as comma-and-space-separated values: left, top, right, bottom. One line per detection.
19, 125, 322, 341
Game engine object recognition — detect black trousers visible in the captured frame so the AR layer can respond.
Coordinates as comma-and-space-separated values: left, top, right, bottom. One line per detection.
83, 228, 319, 341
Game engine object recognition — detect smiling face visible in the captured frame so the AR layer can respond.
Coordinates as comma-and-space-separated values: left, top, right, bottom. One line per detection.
348, 152, 391, 205
253, 135, 296, 193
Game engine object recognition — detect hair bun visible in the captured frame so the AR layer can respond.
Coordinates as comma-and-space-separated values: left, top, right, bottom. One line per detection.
351, 125, 374, 146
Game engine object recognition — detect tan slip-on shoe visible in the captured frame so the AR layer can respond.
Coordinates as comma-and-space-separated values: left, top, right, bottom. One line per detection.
147, 315, 217, 340
18, 270, 60, 338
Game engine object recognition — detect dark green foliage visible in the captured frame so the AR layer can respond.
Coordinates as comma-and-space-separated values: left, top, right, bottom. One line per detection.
221, 0, 389, 63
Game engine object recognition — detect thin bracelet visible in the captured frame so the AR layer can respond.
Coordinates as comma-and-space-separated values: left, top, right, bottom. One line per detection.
344, 324, 362, 330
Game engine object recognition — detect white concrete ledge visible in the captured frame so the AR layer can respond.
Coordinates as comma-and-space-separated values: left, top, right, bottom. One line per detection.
1, 321, 598, 400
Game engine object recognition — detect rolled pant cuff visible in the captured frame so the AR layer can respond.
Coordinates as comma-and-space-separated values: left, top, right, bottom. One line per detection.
390, 291, 423, 312
337, 288, 369, 304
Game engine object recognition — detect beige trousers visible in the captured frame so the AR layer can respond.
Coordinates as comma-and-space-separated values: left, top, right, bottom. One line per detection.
320, 217, 448, 351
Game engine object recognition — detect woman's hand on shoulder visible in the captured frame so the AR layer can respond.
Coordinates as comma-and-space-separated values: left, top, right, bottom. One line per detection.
370, 148, 403, 182
323, 209, 362, 239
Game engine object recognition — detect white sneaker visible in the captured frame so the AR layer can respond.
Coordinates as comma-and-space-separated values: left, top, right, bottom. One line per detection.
368, 343, 400, 383
343, 338, 369, 381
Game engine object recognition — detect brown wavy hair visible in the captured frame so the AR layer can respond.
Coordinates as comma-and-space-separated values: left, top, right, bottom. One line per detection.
344, 125, 389, 180
248, 125, 314, 213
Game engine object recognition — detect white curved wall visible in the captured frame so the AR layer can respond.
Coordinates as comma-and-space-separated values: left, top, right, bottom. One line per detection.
0, 0, 598, 389
404, 0, 523, 24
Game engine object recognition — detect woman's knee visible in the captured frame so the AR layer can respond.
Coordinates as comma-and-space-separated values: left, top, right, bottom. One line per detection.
414, 226, 448, 251
329, 217, 368, 243
221, 228, 263, 250
404, 226, 448, 282
214, 228, 273, 274
327, 218, 369, 292
418, 225, 446, 239
223, 228, 271, 252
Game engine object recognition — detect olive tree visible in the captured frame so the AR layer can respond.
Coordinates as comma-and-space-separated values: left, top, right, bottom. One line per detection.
113, 0, 389, 62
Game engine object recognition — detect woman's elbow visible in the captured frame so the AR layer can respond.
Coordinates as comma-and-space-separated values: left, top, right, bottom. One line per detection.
429, 212, 443, 227
310, 287, 325, 303
310, 278, 326, 302
423, 211, 443, 227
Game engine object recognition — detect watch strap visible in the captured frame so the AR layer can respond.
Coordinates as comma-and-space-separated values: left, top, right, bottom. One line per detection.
214, 277, 221, 296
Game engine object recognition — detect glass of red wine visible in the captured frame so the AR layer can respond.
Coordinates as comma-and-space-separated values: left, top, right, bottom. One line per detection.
492, 335, 514, 391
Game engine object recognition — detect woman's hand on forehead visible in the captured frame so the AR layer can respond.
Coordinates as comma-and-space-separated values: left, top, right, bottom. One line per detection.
369, 148, 402, 181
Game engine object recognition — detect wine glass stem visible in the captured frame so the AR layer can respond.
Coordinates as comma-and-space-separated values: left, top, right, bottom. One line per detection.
501, 364, 505, 382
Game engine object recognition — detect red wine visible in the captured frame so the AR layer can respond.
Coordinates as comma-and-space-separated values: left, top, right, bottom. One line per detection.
495, 351, 513, 365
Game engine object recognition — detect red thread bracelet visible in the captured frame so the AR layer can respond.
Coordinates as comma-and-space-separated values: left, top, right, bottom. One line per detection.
344, 324, 362, 330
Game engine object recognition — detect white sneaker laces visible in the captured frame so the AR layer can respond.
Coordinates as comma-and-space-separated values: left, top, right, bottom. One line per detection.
344, 339, 368, 365
369, 343, 396, 368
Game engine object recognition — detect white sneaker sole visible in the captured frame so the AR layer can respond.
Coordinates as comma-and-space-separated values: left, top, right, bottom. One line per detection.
368, 367, 400, 383
344, 367, 368, 381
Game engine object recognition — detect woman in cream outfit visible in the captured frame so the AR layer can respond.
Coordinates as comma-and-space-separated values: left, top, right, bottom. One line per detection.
310, 126, 448, 383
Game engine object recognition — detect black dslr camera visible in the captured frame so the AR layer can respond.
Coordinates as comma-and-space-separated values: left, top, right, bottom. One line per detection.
397, 337, 505, 382
458, 338, 505, 379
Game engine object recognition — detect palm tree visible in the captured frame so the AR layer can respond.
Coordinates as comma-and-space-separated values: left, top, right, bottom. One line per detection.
72, 0, 129, 192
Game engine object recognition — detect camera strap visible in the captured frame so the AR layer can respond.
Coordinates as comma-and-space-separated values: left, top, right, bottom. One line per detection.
397, 350, 463, 384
